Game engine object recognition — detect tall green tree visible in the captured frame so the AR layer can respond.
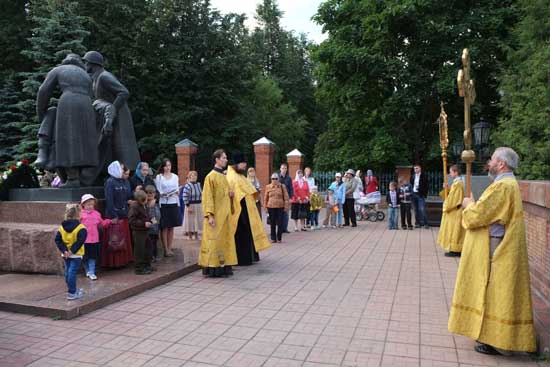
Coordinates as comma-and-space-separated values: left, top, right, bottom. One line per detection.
0, 0, 32, 76
493, 0, 550, 179
251, 0, 326, 165
13, 0, 89, 161
313, 0, 517, 171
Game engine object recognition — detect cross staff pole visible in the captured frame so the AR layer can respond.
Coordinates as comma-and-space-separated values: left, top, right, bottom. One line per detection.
437, 102, 449, 199
457, 48, 476, 197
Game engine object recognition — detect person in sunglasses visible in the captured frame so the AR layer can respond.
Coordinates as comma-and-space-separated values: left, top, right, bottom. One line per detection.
263, 174, 290, 243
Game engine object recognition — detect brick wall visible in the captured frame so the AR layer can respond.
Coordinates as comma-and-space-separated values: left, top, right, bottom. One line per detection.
519, 180, 550, 352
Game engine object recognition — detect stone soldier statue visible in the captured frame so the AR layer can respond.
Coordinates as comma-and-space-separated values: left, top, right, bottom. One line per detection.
34, 53, 98, 187
81, 51, 140, 183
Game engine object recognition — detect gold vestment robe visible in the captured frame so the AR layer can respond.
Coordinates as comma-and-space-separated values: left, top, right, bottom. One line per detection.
437, 179, 465, 252
227, 166, 271, 253
198, 169, 238, 268
448, 176, 536, 352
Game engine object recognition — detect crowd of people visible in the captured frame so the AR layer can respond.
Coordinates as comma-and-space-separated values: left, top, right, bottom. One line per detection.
53, 145, 538, 358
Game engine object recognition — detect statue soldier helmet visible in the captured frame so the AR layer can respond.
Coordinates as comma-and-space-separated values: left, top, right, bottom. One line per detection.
83, 51, 104, 66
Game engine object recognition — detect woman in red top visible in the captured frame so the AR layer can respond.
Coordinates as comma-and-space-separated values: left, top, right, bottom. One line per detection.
364, 169, 379, 194
290, 169, 310, 232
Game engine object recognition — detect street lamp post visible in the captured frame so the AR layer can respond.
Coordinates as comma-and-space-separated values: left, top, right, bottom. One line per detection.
473, 117, 491, 162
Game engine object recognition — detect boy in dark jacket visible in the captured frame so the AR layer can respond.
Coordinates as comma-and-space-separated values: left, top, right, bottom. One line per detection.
399, 178, 414, 230
128, 190, 153, 274
55, 204, 87, 300
386, 181, 400, 230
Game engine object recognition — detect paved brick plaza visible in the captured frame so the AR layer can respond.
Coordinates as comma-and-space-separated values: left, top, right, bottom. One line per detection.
0, 221, 546, 366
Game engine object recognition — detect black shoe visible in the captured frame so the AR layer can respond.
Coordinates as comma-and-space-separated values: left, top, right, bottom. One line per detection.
283, 230, 290, 233
343, 224, 349, 227
408, 226, 414, 230
135, 268, 152, 275
351, 224, 357, 227
475, 343, 500, 355
444, 251, 461, 257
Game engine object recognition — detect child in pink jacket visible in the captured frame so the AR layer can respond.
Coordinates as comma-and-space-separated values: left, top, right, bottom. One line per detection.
80, 194, 111, 280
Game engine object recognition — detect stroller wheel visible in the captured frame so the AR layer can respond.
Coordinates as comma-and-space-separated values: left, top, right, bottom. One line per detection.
368, 212, 378, 222
377, 211, 385, 221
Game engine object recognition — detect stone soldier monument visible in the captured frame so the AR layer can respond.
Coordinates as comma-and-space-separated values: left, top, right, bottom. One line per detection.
34, 53, 98, 187
80, 51, 140, 185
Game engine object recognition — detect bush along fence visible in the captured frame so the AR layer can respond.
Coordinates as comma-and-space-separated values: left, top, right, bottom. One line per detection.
313, 171, 443, 197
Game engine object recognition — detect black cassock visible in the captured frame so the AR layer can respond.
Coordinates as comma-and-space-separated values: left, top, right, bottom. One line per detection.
235, 198, 259, 265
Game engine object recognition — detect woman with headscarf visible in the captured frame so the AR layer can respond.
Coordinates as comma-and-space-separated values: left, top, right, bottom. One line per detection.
129, 162, 156, 192
101, 161, 134, 268
247, 167, 262, 217
291, 169, 310, 231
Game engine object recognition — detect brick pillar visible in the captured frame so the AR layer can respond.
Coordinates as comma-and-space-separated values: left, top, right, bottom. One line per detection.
287, 149, 304, 179
175, 139, 198, 186
253, 137, 275, 190
519, 180, 550, 353
396, 165, 413, 183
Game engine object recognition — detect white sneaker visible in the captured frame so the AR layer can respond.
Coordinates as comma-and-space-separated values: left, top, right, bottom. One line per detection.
88, 274, 97, 280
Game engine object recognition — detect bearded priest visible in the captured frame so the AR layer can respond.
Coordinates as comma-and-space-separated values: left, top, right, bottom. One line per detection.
448, 147, 536, 355
227, 152, 271, 266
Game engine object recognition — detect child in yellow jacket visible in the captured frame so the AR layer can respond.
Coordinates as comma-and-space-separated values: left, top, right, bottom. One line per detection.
309, 186, 324, 230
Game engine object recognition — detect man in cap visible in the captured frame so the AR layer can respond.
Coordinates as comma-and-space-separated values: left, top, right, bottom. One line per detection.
227, 152, 271, 265
448, 147, 536, 355
343, 169, 358, 227
81, 51, 140, 184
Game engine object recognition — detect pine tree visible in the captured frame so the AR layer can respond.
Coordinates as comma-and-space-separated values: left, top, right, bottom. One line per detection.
0, 76, 25, 165
13, 0, 89, 161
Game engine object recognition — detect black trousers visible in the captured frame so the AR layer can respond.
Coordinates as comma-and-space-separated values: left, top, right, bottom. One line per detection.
400, 202, 412, 228
268, 207, 284, 241
343, 198, 357, 226
235, 199, 259, 265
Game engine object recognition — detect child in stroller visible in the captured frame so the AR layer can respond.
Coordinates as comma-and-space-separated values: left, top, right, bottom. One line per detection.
355, 191, 385, 222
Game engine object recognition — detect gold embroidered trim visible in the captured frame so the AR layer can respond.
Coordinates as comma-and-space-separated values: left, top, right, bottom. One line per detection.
451, 303, 533, 325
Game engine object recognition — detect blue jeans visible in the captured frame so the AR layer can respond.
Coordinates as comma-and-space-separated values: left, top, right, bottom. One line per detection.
282, 211, 289, 232
337, 202, 343, 225
83, 258, 96, 276
64, 257, 82, 294
310, 210, 319, 226
388, 207, 399, 229
411, 193, 427, 226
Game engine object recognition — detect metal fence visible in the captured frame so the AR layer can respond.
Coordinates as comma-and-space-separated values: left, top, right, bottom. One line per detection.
313, 171, 443, 196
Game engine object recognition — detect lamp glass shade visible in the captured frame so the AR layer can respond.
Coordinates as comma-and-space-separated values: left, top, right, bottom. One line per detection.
473, 118, 490, 146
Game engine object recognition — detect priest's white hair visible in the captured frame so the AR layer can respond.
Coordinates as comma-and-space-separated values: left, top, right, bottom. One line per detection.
493, 147, 519, 170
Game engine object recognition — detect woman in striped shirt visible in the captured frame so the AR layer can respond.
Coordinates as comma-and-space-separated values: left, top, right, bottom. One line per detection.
181, 171, 203, 240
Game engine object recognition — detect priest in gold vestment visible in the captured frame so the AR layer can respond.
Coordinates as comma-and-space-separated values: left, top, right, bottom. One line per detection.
437, 165, 465, 257
448, 147, 536, 354
199, 149, 237, 277
227, 153, 271, 265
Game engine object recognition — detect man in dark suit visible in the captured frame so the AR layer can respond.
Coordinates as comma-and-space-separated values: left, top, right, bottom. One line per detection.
410, 163, 429, 228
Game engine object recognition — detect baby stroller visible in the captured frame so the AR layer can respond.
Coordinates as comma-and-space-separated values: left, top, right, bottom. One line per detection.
356, 191, 385, 222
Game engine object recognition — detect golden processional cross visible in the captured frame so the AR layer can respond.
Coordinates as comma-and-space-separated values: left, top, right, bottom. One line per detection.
457, 48, 476, 197
437, 102, 449, 199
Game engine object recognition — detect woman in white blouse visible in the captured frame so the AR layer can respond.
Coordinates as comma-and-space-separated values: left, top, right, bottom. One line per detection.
155, 159, 181, 257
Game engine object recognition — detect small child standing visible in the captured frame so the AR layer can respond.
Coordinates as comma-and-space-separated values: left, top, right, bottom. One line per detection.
309, 186, 323, 230
129, 190, 153, 275
145, 185, 161, 261
55, 204, 87, 300
386, 181, 400, 230
398, 178, 413, 230
322, 188, 337, 228
80, 194, 111, 280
